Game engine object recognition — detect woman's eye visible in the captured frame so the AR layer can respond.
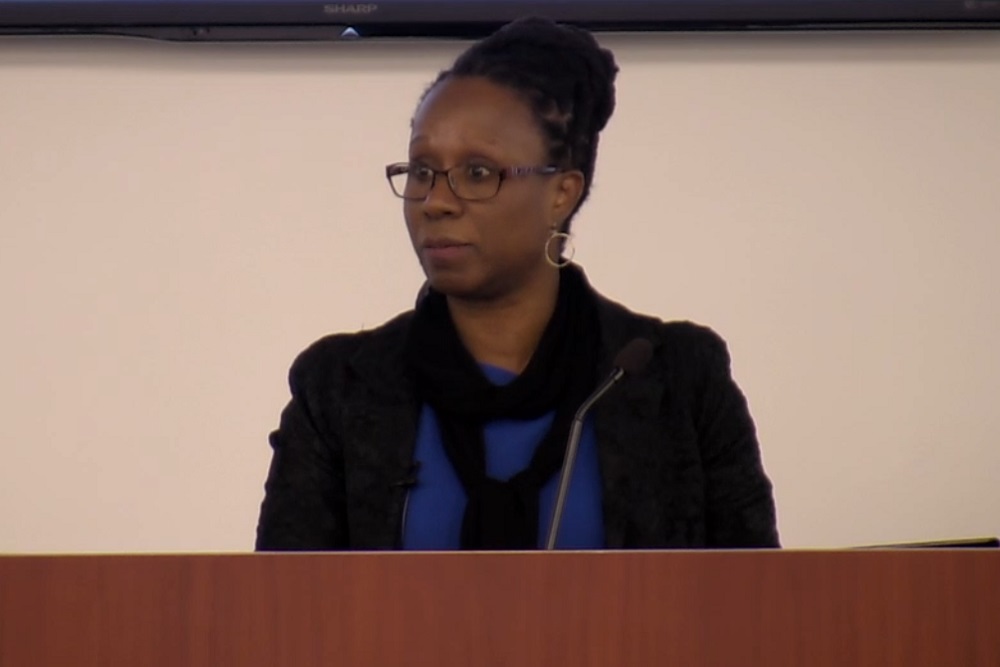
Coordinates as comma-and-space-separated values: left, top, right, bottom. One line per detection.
466, 165, 494, 181
411, 164, 434, 181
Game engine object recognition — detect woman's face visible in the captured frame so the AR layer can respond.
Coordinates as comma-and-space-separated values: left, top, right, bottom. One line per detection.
405, 76, 581, 301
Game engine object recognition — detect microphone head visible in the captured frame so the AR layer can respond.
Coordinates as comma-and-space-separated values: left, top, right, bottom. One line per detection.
614, 338, 653, 376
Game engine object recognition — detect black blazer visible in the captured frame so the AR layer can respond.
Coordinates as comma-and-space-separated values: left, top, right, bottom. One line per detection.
256, 294, 779, 550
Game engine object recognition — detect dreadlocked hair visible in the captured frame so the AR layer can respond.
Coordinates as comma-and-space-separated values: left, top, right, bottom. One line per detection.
426, 17, 619, 231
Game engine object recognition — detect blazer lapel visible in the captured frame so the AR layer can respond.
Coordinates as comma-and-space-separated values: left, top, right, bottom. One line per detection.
340, 321, 420, 549
594, 297, 664, 549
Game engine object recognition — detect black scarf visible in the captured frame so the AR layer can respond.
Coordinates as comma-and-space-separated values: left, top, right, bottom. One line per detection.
404, 264, 600, 549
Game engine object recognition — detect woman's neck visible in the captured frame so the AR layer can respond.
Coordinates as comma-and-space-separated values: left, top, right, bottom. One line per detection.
446, 272, 559, 374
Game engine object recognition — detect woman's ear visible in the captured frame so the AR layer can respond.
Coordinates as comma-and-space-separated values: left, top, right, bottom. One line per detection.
551, 170, 585, 230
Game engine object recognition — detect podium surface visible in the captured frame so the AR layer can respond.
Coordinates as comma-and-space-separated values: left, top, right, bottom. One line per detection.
2, 550, 998, 666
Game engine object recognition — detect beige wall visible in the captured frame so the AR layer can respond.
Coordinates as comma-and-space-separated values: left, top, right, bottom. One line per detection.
1, 31, 998, 552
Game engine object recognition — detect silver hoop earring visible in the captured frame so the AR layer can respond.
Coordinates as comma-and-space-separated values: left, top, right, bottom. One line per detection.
544, 231, 575, 269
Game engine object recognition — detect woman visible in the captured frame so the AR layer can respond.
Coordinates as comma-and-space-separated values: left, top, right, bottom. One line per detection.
256, 17, 778, 550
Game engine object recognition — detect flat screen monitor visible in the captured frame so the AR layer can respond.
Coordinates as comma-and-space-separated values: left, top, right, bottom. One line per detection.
1, 1, 999, 41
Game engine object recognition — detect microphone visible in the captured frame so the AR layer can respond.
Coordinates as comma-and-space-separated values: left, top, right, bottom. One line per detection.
390, 461, 422, 490
394, 461, 422, 548
544, 337, 653, 550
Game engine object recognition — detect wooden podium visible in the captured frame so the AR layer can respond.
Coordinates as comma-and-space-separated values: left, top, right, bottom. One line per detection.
1, 550, 997, 666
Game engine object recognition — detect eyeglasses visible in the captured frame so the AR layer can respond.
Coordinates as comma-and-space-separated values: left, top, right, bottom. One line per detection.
385, 162, 560, 201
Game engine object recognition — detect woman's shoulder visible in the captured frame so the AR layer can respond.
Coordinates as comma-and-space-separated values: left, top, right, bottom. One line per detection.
596, 294, 730, 363
287, 310, 415, 389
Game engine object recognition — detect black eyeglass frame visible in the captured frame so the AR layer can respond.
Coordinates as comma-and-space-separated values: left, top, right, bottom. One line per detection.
385, 162, 561, 201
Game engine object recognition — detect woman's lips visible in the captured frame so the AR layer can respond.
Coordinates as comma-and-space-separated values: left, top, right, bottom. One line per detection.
422, 240, 472, 263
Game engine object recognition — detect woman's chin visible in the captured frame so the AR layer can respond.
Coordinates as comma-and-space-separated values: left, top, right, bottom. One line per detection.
425, 271, 496, 302
427, 276, 478, 299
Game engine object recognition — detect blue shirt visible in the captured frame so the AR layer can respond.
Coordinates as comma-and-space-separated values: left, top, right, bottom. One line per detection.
402, 364, 604, 550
